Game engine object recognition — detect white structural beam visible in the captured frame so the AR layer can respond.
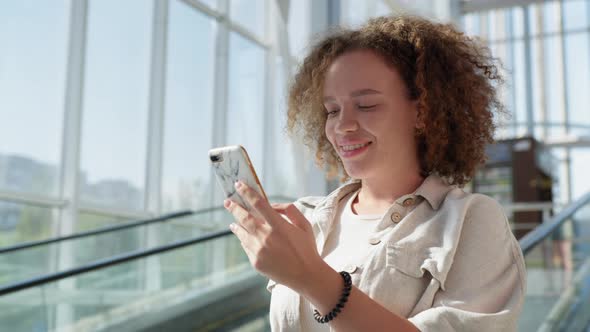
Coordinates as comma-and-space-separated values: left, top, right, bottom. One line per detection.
0, 190, 67, 208
143, 0, 170, 293
461, 0, 544, 13
56, 0, 89, 328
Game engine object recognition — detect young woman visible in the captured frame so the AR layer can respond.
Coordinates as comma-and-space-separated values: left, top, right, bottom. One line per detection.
224, 15, 526, 331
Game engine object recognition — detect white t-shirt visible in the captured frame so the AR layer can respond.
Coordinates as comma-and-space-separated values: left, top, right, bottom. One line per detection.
301, 190, 383, 330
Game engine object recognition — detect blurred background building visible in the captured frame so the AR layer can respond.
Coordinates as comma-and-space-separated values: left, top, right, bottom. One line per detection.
0, 0, 589, 331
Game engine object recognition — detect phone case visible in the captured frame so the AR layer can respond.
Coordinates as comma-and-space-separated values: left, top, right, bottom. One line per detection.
209, 145, 267, 211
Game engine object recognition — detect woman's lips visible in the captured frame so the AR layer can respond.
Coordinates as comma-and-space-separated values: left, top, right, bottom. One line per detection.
339, 142, 372, 158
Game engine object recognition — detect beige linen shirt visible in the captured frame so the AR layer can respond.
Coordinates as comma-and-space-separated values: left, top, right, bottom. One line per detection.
267, 175, 526, 332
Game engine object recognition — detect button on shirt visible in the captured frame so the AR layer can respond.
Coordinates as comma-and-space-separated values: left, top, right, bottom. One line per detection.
267, 175, 526, 332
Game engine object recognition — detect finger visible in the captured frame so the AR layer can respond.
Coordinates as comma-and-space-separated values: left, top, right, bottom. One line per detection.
229, 223, 257, 261
275, 204, 313, 234
271, 202, 292, 210
234, 181, 281, 228
225, 199, 262, 234
229, 222, 249, 245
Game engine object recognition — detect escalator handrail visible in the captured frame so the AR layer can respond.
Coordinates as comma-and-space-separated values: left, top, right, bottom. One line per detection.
0, 228, 232, 296
0, 210, 193, 254
0, 195, 298, 255
0, 195, 295, 254
519, 191, 590, 255
1, 192, 589, 299
0, 195, 298, 296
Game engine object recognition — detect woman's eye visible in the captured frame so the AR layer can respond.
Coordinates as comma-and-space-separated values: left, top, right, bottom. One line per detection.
326, 109, 340, 116
357, 104, 377, 110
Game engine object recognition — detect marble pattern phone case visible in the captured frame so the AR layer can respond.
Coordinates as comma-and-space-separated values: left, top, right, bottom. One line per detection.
209, 145, 266, 211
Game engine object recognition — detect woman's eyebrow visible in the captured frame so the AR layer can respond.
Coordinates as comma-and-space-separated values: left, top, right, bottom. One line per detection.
323, 89, 382, 102
350, 88, 382, 97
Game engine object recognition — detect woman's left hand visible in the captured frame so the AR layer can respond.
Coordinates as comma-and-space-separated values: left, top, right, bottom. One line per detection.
225, 181, 323, 292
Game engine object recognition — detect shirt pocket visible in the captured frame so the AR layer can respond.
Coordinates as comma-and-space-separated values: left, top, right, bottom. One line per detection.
372, 243, 436, 317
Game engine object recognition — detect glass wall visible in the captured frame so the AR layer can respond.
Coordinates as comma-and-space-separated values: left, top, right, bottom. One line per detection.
79, 0, 154, 211
161, 0, 216, 212
0, 2, 70, 198
462, 0, 590, 204
0, 0, 303, 240
0, 0, 309, 328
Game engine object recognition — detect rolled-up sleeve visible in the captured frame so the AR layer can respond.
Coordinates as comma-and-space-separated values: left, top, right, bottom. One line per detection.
408, 196, 527, 332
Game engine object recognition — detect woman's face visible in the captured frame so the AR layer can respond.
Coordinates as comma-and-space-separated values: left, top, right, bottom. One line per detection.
323, 50, 420, 181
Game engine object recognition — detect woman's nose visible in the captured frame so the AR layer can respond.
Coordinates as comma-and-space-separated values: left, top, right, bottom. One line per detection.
334, 109, 359, 133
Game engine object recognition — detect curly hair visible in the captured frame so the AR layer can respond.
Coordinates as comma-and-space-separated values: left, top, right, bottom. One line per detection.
286, 15, 505, 186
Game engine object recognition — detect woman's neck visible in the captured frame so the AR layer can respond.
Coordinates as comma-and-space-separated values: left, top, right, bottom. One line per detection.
352, 172, 424, 215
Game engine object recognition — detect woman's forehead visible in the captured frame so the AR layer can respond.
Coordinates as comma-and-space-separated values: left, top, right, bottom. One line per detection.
323, 51, 405, 97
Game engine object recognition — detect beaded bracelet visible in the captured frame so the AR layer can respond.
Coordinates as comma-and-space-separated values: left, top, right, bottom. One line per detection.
313, 271, 352, 324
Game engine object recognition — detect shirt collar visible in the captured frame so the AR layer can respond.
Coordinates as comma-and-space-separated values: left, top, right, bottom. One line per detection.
414, 174, 454, 210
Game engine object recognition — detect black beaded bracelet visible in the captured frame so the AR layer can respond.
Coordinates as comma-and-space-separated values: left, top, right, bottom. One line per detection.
313, 271, 352, 324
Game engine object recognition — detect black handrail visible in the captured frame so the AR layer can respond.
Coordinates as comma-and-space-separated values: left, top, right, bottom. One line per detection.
519, 191, 590, 255
0, 229, 232, 296
0, 210, 192, 254
0, 195, 299, 295
1, 191, 589, 297
0, 195, 297, 255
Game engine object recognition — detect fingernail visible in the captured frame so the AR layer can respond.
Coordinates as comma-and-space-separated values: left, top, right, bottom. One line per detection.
234, 181, 242, 189
229, 223, 235, 230
224, 199, 231, 208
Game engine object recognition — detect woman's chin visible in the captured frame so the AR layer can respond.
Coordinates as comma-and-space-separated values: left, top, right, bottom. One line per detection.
342, 165, 370, 180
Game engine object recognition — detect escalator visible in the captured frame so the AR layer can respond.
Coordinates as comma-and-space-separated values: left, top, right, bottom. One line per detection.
0, 201, 280, 332
1, 193, 590, 332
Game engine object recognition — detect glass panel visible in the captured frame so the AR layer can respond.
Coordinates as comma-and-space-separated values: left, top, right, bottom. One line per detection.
462, 13, 480, 36
491, 42, 508, 100
0, 202, 55, 247
479, 12, 490, 42
341, 0, 370, 27
565, 32, 590, 126
563, 0, 588, 31
162, 0, 216, 212
489, 9, 507, 42
227, 33, 266, 181
529, 36, 544, 135
527, 4, 541, 37
551, 148, 567, 205
571, 149, 590, 200
376, 0, 391, 16
79, 0, 154, 210
519, 237, 563, 331
6, 235, 256, 331
76, 211, 129, 232
288, 0, 311, 59
543, 36, 566, 137
512, 40, 528, 131
229, 0, 266, 38
543, 1, 561, 34
0, 1, 70, 196
0, 287, 46, 332
267, 56, 298, 198
511, 7, 524, 39
519, 180, 590, 331
0, 203, 55, 287
0, 211, 215, 289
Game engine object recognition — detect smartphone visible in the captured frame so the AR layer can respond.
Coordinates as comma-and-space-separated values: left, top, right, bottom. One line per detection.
209, 145, 268, 211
